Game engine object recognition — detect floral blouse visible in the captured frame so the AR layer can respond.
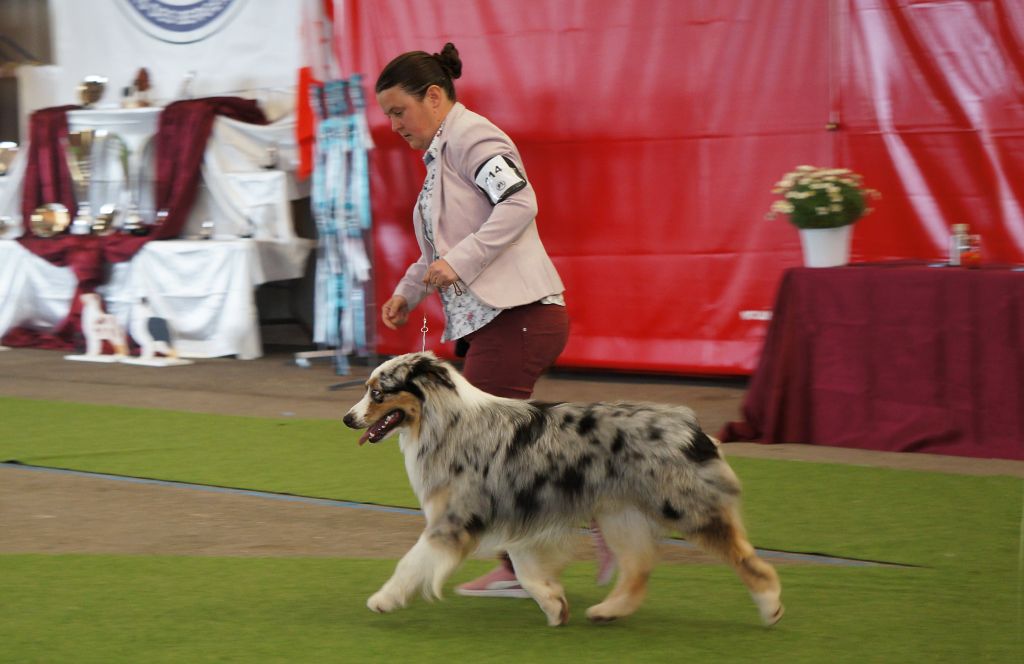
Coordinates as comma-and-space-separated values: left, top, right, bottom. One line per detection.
419, 124, 501, 342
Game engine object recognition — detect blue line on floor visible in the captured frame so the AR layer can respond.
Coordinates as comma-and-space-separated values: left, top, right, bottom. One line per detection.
1, 461, 421, 516
2, 461, 900, 567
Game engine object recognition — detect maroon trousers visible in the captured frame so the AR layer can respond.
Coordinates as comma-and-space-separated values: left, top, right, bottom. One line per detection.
460, 301, 570, 400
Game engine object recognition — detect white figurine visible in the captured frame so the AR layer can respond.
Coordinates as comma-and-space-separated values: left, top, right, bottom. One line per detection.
130, 297, 179, 361
79, 293, 128, 358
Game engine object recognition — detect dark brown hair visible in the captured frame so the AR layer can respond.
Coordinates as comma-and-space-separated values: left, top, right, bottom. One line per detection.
375, 42, 462, 101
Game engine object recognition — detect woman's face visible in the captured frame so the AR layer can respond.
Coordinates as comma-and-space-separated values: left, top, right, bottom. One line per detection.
377, 85, 445, 151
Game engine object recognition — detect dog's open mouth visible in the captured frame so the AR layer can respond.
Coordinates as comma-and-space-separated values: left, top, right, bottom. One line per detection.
359, 410, 405, 445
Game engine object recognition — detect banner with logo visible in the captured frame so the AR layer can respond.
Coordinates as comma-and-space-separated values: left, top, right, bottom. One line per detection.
45, 0, 303, 112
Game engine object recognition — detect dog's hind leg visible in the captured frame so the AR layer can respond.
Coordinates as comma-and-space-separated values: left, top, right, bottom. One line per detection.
507, 541, 573, 627
585, 507, 660, 623
688, 507, 784, 626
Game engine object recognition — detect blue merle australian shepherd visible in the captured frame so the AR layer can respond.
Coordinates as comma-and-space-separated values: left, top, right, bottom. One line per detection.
343, 352, 783, 627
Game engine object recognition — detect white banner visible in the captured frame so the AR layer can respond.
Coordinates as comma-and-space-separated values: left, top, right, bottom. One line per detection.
43, 0, 303, 117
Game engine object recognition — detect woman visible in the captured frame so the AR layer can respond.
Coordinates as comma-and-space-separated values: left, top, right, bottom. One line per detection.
375, 43, 612, 596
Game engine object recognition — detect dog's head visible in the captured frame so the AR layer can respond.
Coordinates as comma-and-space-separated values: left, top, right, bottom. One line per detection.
343, 352, 456, 445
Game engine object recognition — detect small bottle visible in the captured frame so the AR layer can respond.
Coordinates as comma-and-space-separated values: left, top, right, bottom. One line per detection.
949, 223, 970, 266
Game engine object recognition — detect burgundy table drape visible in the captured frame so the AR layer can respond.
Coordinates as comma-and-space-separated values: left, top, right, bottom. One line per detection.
152, 97, 267, 240
3, 97, 267, 350
720, 262, 1024, 461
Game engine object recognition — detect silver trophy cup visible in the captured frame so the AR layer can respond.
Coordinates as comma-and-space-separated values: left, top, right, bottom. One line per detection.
64, 129, 97, 235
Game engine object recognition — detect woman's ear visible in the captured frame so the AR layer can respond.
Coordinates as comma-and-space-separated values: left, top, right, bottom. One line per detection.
425, 84, 445, 111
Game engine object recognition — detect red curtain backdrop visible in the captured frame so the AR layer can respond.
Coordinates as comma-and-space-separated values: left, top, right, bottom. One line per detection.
334, 0, 1024, 375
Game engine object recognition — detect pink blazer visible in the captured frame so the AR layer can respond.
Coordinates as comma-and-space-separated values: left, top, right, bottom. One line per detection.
393, 103, 565, 310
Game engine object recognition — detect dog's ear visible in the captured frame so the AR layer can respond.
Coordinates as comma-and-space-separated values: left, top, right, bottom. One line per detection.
407, 354, 456, 392
377, 353, 455, 400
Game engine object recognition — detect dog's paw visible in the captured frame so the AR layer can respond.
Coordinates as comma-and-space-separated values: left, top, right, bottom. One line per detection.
761, 602, 784, 627
751, 590, 784, 627
585, 604, 620, 624
367, 590, 403, 614
543, 596, 570, 627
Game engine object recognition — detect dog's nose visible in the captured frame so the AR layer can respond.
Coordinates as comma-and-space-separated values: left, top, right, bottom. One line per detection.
342, 412, 358, 429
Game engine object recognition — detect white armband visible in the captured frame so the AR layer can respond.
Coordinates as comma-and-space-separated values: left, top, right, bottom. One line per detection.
474, 155, 527, 205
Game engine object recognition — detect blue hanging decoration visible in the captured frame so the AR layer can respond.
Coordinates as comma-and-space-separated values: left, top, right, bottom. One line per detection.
310, 75, 374, 375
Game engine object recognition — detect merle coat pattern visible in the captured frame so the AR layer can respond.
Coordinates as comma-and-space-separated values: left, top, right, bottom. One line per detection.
343, 352, 783, 627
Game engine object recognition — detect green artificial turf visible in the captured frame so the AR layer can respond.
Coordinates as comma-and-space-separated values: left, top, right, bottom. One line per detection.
0, 556, 1016, 664
2, 396, 1022, 662
0, 397, 418, 508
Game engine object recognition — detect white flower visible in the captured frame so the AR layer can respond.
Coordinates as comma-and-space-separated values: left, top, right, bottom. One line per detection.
769, 164, 879, 226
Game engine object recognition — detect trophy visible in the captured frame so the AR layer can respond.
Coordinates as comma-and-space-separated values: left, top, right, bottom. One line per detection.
0, 141, 18, 177
121, 205, 147, 235
64, 129, 98, 235
29, 203, 71, 238
119, 134, 152, 236
92, 203, 118, 236
76, 75, 108, 108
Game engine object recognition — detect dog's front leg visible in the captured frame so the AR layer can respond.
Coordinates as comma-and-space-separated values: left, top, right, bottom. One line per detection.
367, 516, 474, 613
367, 535, 422, 613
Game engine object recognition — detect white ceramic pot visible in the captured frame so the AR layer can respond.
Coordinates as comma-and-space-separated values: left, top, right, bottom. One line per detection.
798, 225, 852, 267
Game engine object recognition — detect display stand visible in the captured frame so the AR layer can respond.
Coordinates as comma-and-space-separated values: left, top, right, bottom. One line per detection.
121, 357, 193, 367
299, 73, 377, 388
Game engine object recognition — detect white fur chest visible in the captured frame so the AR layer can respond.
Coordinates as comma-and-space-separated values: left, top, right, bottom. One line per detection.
398, 432, 426, 502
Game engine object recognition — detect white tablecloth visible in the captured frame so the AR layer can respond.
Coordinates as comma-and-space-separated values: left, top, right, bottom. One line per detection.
0, 238, 313, 359
0, 147, 27, 237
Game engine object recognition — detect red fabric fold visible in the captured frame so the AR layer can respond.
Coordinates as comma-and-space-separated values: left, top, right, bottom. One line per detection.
153, 97, 267, 240
19, 105, 81, 223
3, 98, 268, 351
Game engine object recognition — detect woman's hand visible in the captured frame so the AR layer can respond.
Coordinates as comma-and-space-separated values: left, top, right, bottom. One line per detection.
381, 295, 410, 330
423, 259, 460, 290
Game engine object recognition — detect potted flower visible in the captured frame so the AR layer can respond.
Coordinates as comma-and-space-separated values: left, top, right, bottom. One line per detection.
767, 165, 880, 267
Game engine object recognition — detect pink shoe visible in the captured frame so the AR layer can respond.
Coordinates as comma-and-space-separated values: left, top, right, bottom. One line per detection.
456, 565, 530, 598
592, 524, 616, 586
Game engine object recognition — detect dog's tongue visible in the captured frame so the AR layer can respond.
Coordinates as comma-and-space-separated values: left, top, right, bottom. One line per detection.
358, 411, 403, 446
358, 414, 388, 445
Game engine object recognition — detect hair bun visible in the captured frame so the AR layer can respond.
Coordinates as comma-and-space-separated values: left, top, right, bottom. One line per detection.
434, 42, 462, 80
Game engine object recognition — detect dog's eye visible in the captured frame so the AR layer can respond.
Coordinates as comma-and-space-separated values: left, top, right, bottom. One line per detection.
370, 389, 384, 403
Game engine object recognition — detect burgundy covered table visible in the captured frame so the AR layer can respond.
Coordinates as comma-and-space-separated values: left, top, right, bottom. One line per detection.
721, 262, 1024, 461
